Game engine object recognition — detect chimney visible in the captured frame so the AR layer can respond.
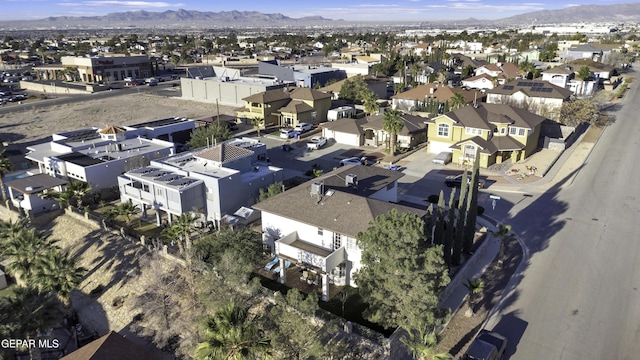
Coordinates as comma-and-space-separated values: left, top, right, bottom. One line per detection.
430, 87, 435, 94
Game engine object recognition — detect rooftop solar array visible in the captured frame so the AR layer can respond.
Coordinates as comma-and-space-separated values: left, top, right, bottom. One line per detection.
62, 129, 101, 143
516, 81, 553, 94
503, 85, 514, 90
129, 117, 189, 129
57, 152, 105, 167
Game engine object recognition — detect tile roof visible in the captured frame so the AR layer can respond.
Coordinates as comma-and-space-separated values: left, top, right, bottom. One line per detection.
322, 118, 367, 134
254, 165, 425, 237
393, 84, 484, 104
542, 66, 575, 75
98, 125, 125, 135
60, 331, 153, 360
195, 143, 254, 163
323, 113, 427, 136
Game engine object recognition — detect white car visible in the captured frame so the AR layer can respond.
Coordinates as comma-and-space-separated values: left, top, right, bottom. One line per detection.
280, 128, 295, 138
339, 156, 366, 167
306, 136, 327, 150
294, 123, 313, 133
432, 152, 452, 165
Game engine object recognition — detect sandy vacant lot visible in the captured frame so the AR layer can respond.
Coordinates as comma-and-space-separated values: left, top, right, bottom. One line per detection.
0, 93, 237, 146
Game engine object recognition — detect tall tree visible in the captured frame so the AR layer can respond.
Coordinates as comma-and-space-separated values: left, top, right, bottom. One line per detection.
188, 122, 231, 150
577, 66, 591, 96
454, 171, 469, 266
251, 117, 263, 137
0, 147, 13, 202
194, 302, 271, 360
168, 212, 198, 252
32, 249, 86, 305
463, 156, 480, 254
355, 209, 450, 331
447, 188, 461, 265
383, 109, 404, 155
362, 89, 380, 115
559, 99, 600, 127
116, 200, 139, 225
4, 228, 59, 286
66, 180, 91, 208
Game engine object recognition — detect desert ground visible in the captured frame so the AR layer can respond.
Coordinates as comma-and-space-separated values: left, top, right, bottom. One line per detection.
0, 93, 238, 147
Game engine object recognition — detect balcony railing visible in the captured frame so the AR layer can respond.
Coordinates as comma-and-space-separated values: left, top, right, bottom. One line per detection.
275, 232, 345, 273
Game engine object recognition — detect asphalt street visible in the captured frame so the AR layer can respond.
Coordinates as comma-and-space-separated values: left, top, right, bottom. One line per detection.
484, 70, 640, 359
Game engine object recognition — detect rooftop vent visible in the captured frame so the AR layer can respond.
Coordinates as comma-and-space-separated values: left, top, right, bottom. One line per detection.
310, 182, 324, 196
345, 174, 358, 188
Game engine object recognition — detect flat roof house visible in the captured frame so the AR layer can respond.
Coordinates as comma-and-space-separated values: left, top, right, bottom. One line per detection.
118, 137, 283, 227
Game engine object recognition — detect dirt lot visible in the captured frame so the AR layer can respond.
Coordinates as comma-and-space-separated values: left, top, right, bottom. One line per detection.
0, 93, 237, 147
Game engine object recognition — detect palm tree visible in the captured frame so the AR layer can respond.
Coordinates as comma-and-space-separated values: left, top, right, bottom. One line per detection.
169, 213, 198, 252
194, 302, 271, 360
0, 217, 30, 248
2, 286, 60, 360
251, 117, 264, 137
450, 93, 466, 110
490, 224, 515, 268
40, 189, 73, 209
4, 228, 59, 286
117, 200, 139, 225
66, 181, 91, 209
32, 249, 86, 306
463, 278, 485, 317
402, 325, 452, 360
362, 90, 380, 115
383, 109, 404, 155
0, 147, 13, 202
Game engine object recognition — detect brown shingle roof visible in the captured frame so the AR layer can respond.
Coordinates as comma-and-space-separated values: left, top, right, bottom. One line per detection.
487, 79, 572, 99
60, 331, 153, 360
254, 165, 424, 237
433, 103, 546, 131
242, 88, 290, 103
195, 143, 253, 163
289, 87, 332, 101
278, 100, 315, 114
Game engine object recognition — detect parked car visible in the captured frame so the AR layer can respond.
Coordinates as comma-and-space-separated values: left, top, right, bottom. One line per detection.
463, 330, 507, 360
306, 136, 327, 150
445, 174, 485, 188
339, 156, 366, 167
146, 78, 158, 86
225, 120, 238, 131
280, 128, 295, 139
294, 123, 313, 133
432, 151, 452, 165
123, 76, 136, 82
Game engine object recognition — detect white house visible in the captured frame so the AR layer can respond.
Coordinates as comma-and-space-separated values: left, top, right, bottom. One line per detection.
485, 80, 573, 121
254, 165, 427, 301
118, 137, 283, 227
25, 120, 186, 190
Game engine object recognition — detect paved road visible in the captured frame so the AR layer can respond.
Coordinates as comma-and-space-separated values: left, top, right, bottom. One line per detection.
485, 73, 640, 359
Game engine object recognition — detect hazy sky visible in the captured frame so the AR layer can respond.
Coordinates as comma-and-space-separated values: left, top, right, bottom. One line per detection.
3, 0, 637, 21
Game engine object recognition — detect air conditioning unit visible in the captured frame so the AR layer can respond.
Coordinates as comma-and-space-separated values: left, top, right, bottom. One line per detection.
310, 182, 324, 196
345, 174, 358, 187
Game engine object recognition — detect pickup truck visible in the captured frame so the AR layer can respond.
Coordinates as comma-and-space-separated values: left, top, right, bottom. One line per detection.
306, 136, 327, 150
463, 330, 507, 360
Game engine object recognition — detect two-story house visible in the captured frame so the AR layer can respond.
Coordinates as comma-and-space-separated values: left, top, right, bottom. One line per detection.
25, 118, 191, 190
392, 83, 484, 113
425, 103, 546, 168
541, 66, 575, 88
236, 87, 332, 127
118, 137, 283, 227
485, 80, 572, 121
254, 165, 427, 301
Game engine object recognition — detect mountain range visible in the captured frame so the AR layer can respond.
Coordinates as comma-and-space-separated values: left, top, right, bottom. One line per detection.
1, 3, 640, 30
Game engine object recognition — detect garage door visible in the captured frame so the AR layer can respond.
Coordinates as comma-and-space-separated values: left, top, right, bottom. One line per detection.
334, 131, 361, 146
429, 141, 453, 154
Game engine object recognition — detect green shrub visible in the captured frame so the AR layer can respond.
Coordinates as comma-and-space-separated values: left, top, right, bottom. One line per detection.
427, 194, 439, 203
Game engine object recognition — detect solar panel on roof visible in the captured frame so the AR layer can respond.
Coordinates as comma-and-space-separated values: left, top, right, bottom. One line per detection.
517, 81, 528, 86
543, 88, 553, 92
503, 85, 514, 90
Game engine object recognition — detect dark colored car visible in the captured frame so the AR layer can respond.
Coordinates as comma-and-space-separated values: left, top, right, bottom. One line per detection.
445, 174, 485, 188
463, 330, 507, 360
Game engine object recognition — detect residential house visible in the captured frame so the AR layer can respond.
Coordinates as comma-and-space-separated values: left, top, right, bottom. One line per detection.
473, 63, 519, 83
254, 165, 427, 300
236, 87, 332, 127
319, 76, 388, 100
61, 331, 153, 360
322, 112, 427, 149
6, 174, 68, 216
118, 137, 283, 227
541, 66, 575, 88
425, 103, 546, 168
461, 73, 497, 91
391, 83, 484, 114
563, 43, 612, 63
25, 119, 189, 190
485, 80, 572, 121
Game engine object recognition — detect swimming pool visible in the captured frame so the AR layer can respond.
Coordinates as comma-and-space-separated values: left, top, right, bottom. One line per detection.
3, 170, 32, 182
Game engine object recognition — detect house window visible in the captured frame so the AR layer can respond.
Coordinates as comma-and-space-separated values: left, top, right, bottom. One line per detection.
464, 144, 476, 160
346, 238, 357, 250
156, 188, 163, 196
333, 233, 342, 250
142, 184, 149, 192
519, 128, 526, 136
509, 127, 517, 135
466, 128, 482, 136
318, 228, 323, 236
437, 123, 450, 137
500, 127, 506, 135
338, 263, 346, 277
